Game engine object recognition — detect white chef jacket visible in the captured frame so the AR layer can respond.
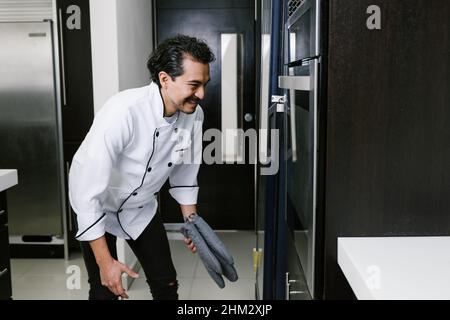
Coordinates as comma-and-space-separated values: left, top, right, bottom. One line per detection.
69, 82, 203, 241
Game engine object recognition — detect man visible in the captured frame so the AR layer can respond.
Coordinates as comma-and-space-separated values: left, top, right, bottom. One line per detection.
69, 35, 214, 300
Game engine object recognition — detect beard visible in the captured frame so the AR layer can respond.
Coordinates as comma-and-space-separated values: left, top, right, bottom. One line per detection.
179, 97, 200, 114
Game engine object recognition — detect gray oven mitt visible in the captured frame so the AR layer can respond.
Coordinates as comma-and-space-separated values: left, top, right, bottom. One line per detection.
181, 214, 238, 288
181, 217, 225, 288
190, 214, 238, 282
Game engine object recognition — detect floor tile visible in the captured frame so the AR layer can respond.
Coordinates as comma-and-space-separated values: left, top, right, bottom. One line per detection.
189, 277, 255, 300
9, 231, 257, 300
10, 259, 34, 277
127, 277, 193, 300
12, 275, 90, 300
12, 274, 89, 291
23, 254, 88, 277
170, 240, 199, 278
194, 232, 255, 279
12, 288, 90, 300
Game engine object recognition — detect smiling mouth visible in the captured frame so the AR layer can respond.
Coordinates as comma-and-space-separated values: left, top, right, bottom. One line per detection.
186, 99, 199, 105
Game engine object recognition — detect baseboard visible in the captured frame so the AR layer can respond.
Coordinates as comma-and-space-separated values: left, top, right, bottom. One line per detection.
10, 243, 64, 259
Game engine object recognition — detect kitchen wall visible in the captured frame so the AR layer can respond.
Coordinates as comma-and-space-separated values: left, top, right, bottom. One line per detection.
117, 0, 153, 92
89, 0, 153, 113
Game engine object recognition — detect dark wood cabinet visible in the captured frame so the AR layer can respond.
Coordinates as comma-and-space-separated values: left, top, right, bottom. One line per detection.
322, 0, 450, 299
0, 192, 12, 300
268, 0, 450, 299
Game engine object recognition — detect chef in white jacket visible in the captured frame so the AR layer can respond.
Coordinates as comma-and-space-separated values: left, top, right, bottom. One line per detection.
68, 35, 214, 300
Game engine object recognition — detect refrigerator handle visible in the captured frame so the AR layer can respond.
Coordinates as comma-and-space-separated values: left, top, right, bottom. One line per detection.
58, 8, 67, 107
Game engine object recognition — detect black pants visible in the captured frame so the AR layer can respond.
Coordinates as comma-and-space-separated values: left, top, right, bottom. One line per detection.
80, 211, 178, 300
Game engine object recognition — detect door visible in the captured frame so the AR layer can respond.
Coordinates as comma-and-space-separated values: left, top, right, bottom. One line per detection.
155, 0, 256, 229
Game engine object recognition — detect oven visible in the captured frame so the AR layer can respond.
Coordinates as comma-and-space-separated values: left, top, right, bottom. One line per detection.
277, 0, 322, 299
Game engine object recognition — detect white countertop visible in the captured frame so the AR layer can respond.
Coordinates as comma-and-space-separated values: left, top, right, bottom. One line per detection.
338, 237, 450, 300
0, 169, 18, 192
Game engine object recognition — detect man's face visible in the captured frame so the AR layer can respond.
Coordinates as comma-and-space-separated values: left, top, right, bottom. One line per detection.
164, 56, 210, 114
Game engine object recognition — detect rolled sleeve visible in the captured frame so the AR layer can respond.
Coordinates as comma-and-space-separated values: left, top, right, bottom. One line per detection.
72, 211, 106, 241
169, 186, 199, 205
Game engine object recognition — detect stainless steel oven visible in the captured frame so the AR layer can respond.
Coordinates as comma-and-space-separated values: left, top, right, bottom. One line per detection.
278, 0, 322, 299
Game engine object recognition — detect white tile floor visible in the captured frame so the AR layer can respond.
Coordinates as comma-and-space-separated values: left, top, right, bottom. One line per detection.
10, 231, 257, 300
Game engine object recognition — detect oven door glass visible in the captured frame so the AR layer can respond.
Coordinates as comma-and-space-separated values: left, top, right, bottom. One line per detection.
287, 0, 318, 63
285, 60, 318, 296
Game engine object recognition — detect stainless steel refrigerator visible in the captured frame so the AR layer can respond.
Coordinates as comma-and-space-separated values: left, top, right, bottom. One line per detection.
0, 21, 66, 256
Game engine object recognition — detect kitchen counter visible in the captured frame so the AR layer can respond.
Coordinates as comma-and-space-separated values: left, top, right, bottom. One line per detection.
0, 169, 17, 300
338, 237, 450, 300
0, 170, 18, 193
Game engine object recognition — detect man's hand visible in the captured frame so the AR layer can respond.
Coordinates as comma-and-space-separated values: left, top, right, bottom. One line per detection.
98, 258, 139, 299
90, 236, 139, 299
184, 237, 197, 254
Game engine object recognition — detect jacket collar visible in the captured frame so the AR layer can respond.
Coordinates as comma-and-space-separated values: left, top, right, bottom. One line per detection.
148, 81, 179, 127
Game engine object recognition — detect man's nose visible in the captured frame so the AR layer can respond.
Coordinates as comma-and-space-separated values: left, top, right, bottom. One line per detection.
194, 86, 205, 100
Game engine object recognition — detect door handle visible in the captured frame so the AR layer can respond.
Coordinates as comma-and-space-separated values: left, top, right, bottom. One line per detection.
285, 272, 293, 300
271, 95, 286, 113
285, 272, 306, 300
0, 268, 8, 278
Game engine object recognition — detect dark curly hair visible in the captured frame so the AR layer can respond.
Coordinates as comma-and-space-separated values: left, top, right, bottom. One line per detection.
147, 34, 215, 87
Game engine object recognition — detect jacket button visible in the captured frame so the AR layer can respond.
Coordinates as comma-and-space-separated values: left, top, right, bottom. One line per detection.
168, 162, 173, 167
133, 192, 138, 196
174, 128, 178, 132
156, 132, 160, 137
147, 167, 152, 172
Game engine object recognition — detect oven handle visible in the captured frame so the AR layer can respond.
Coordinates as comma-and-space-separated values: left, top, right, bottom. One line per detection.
278, 74, 313, 163
278, 75, 312, 91
289, 88, 298, 162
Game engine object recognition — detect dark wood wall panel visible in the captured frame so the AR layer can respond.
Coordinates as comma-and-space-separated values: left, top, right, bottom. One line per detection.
324, 0, 450, 299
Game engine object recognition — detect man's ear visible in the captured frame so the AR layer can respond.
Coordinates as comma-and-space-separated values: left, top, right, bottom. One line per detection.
158, 71, 171, 89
